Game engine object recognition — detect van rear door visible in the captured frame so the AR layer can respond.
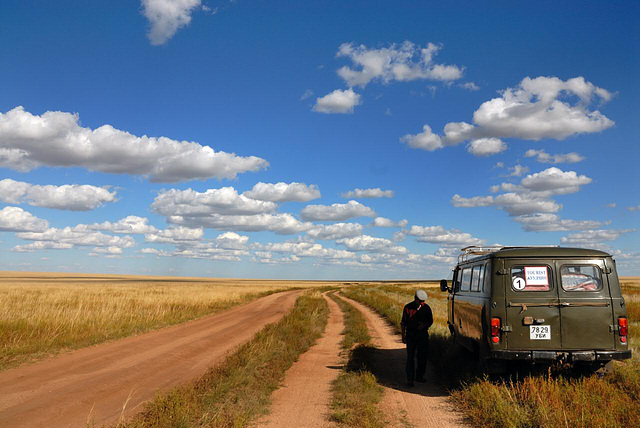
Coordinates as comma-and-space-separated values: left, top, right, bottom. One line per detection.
504, 259, 562, 350
556, 260, 615, 350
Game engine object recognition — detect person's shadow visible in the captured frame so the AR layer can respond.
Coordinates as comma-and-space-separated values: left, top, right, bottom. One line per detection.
348, 345, 451, 397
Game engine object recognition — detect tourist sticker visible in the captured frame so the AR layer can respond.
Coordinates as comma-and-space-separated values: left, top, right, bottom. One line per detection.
525, 266, 549, 286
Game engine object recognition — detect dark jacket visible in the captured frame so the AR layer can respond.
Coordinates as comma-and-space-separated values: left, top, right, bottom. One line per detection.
401, 300, 433, 334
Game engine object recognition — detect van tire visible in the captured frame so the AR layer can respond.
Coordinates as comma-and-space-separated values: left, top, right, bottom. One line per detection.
474, 341, 506, 375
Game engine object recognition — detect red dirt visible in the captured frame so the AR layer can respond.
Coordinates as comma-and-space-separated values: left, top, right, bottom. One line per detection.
257, 293, 344, 428
341, 295, 465, 428
0, 290, 301, 428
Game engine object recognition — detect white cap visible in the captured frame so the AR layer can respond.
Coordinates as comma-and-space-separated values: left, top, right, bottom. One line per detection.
415, 289, 428, 301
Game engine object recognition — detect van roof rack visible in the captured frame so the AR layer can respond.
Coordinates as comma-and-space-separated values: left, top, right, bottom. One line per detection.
458, 245, 560, 263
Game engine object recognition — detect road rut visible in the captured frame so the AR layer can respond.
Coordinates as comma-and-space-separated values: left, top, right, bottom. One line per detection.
0, 290, 301, 427
341, 295, 464, 428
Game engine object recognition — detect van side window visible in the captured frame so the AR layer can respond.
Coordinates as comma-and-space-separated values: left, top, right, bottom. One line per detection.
511, 266, 551, 291
483, 262, 491, 292
560, 265, 602, 291
471, 265, 483, 292
460, 268, 471, 292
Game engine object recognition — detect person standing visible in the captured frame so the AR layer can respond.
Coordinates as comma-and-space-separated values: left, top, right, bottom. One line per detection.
401, 289, 433, 387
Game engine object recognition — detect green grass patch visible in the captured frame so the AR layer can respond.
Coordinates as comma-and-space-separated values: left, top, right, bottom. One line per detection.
115, 291, 329, 428
330, 292, 372, 350
329, 293, 385, 428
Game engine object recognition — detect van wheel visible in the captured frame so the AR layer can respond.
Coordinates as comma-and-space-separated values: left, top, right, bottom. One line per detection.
474, 343, 506, 376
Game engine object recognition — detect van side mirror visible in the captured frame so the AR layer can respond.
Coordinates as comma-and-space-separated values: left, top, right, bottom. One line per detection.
440, 279, 449, 292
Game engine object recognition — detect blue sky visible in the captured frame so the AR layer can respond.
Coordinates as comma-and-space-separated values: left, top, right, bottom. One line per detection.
1, 0, 638, 279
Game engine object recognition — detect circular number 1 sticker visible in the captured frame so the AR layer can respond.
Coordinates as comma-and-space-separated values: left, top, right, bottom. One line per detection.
513, 277, 526, 290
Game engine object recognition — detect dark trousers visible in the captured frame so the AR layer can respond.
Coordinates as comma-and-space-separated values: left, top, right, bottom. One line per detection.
405, 332, 428, 381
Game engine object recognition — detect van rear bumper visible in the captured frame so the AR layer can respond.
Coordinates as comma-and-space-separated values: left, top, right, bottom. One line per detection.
490, 350, 632, 362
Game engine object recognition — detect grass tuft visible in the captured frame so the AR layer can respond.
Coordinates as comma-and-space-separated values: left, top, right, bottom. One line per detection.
329, 293, 385, 428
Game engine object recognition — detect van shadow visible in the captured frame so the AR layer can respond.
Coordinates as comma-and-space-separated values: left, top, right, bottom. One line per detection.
350, 345, 451, 397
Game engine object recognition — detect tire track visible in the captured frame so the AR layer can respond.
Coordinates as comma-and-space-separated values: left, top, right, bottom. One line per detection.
340, 295, 465, 428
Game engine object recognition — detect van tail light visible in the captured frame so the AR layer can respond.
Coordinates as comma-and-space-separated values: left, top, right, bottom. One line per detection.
619, 318, 628, 343
491, 317, 501, 343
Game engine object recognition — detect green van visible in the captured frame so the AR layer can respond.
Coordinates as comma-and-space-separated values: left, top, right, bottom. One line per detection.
440, 246, 631, 372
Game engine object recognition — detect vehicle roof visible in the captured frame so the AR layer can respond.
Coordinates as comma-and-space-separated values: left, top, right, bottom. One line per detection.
459, 246, 611, 264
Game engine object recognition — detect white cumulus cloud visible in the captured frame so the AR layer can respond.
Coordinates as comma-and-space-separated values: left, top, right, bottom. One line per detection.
341, 188, 394, 198
0, 179, 116, 211
371, 217, 408, 228
142, 0, 202, 45
560, 229, 635, 246
405, 76, 614, 154
306, 222, 363, 240
243, 182, 321, 202
514, 213, 602, 232
524, 149, 585, 164
16, 226, 135, 249
337, 235, 408, 254
459, 82, 480, 91
0, 107, 268, 182
508, 165, 530, 177
406, 225, 484, 246
520, 167, 591, 195
89, 246, 123, 257
259, 241, 355, 259
152, 187, 276, 217
0, 206, 49, 232
452, 193, 562, 217
401, 125, 443, 151
336, 41, 463, 88
88, 216, 158, 234
453, 167, 592, 218
145, 226, 204, 244
13, 241, 73, 252
168, 212, 312, 235
313, 89, 361, 114
300, 200, 376, 221
214, 232, 249, 250
466, 138, 507, 157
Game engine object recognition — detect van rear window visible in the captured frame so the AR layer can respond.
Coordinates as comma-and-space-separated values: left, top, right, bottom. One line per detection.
560, 265, 602, 291
511, 266, 551, 291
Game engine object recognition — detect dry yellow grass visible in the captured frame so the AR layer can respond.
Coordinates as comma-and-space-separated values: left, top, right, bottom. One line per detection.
0, 271, 341, 371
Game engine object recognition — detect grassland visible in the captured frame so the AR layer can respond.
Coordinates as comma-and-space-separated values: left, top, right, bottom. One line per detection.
343, 280, 640, 428
0, 271, 338, 371
116, 291, 329, 428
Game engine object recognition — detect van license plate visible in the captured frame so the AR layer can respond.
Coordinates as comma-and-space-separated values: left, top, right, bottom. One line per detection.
530, 325, 551, 340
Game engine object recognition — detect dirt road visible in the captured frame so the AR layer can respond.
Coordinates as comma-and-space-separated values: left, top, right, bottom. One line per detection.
341, 296, 464, 428
258, 293, 344, 428
0, 290, 301, 428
